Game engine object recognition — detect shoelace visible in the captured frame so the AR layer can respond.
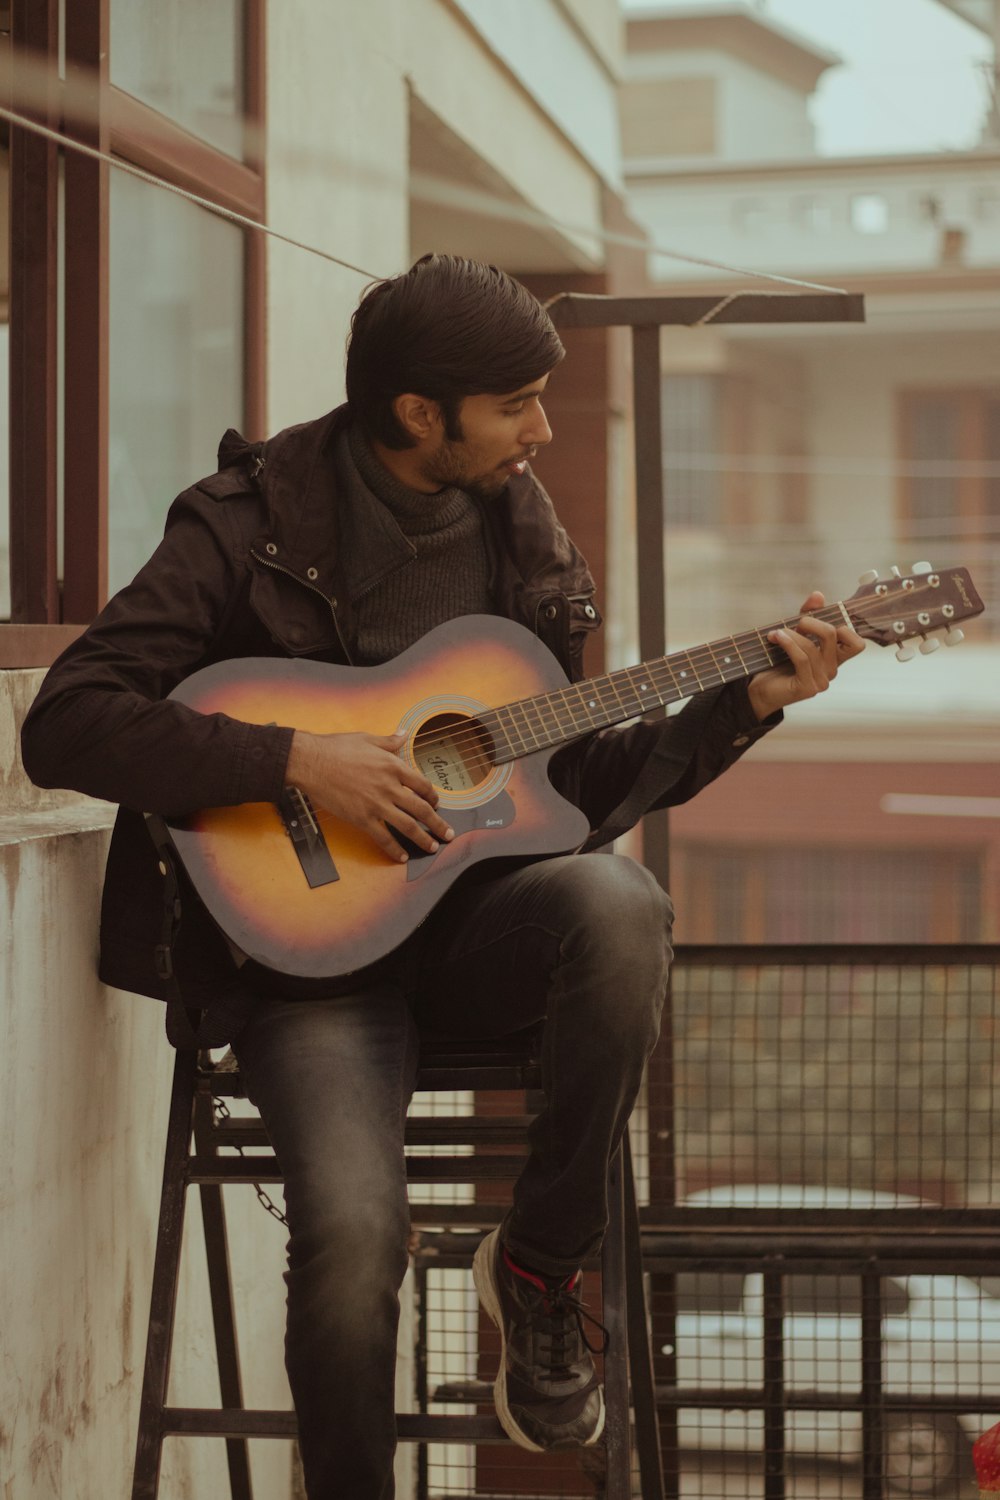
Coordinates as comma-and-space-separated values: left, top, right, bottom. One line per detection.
533, 1283, 609, 1378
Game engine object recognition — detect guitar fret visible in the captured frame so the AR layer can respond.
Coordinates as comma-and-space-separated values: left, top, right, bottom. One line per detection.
622, 664, 661, 713
522, 693, 551, 747
648, 658, 681, 705
547, 688, 579, 741
572, 680, 600, 730
486, 708, 518, 763
702, 642, 725, 687
489, 589, 875, 764
668, 653, 700, 695
508, 698, 541, 752
586, 676, 614, 729
729, 634, 750, 677
604, 671, 631, 721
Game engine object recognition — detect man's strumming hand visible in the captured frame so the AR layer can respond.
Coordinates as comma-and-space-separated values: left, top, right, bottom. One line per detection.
747, 591, 866, 723
285, 730, 455, 863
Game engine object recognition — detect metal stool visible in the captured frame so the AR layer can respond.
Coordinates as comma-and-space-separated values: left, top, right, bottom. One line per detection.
131, 1035, 664, 1500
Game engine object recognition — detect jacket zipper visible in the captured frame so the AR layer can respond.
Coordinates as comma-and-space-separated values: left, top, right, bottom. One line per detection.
250, 547, 353, 663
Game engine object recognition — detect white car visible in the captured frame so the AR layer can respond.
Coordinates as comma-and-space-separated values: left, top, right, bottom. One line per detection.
662, 1186, 1000, 1495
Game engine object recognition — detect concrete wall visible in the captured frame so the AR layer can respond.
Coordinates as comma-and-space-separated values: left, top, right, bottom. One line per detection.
0, 671, 297, 1498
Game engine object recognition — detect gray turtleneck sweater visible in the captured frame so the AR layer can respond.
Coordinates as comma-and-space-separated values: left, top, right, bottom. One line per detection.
338, 424, 495, 664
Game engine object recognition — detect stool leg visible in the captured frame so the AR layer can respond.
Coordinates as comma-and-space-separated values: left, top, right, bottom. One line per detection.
132, 1049, 198, 1500
602, 1144, 632, 1500
194, 1087, 253, 1500
623, 1133, 665, 1500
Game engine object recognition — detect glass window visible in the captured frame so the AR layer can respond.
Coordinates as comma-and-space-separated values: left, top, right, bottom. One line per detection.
662, 374, 724, 528
791, 196, 832, 232
901, 388, 1000, 555
677, 845, 983, 944
110, 0, 246, 159
784, 1275, 910, 1318
108, 171, 244, 595
733, 198, 767, 231
851, 193, 889, 234
906, 394, 959, 530
675, 1273, 746, 1314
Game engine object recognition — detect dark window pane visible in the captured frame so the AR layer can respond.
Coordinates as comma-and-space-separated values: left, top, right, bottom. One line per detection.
679, 844, 982, 944
785, 1275, 909, 1317
675, 1272, 746, 1314
663, 374, 723, 528
908, 396, 959, 531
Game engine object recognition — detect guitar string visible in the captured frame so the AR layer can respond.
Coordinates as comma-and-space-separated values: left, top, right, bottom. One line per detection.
294, 607, 855, 837
301, 589, 931, 776
291, 581, 955, 836
386, 597, 880, 761
393, 577, 955, 760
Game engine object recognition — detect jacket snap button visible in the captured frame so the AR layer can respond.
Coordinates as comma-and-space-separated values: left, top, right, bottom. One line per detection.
265, 542, 278, 556
545, 604, 558, 620
306, 567, 318, 581
585, 604, 597, 619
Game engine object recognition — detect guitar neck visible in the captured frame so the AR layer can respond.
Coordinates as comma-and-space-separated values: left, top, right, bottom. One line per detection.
486, 601, 852, 763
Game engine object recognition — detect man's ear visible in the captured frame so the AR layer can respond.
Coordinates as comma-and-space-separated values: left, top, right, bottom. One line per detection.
392, 393, 442, 442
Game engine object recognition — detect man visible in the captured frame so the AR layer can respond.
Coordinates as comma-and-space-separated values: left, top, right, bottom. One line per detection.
22, 255, 862, 1499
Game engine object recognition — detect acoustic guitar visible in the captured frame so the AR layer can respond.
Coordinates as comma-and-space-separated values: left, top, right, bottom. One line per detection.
165, 562, 983, 978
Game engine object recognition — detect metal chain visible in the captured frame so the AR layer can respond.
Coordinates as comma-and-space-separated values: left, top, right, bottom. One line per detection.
212, 1095, 290, 1229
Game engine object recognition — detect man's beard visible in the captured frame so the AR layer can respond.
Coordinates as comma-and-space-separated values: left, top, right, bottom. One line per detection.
419, 437, 509, 503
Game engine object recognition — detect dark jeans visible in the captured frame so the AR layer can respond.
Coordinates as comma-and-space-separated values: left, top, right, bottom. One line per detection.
232, 853, 673, 1500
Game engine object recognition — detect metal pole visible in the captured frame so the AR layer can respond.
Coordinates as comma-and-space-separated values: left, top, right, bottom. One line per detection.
631, 323, 671, 892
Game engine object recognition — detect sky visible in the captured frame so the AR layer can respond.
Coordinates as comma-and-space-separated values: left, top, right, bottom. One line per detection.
622, 0, 995, 156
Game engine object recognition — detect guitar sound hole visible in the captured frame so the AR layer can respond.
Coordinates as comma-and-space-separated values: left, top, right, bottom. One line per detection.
411, 712, 494, 795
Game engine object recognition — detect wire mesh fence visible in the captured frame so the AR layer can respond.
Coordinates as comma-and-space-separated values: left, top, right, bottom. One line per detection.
405, 945, 1000, 1500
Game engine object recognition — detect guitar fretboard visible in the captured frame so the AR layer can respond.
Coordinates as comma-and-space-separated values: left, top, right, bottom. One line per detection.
484, 603, 850, 763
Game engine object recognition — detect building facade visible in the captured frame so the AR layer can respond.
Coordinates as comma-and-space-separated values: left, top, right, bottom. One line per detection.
620, 2, 1000, 944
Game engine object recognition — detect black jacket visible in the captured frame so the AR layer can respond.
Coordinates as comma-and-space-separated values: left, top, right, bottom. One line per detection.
21, 406, 776, 1004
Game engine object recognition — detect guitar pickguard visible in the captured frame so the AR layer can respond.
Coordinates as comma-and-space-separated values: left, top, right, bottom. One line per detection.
397, 789, 517, 881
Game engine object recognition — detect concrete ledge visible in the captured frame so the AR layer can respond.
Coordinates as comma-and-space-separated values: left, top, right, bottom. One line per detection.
0, 801, 116, 847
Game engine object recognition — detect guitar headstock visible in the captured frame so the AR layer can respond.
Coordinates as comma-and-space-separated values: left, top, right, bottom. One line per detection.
845, 562, 984, 660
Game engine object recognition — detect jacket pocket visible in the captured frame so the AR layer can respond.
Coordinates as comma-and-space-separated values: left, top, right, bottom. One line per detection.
249, 566, 342, 656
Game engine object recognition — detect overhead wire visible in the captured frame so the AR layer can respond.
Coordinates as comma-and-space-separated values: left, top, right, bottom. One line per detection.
0, 90, 848, 297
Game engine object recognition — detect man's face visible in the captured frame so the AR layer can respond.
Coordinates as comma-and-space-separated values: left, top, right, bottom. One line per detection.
419, 375, 553, 501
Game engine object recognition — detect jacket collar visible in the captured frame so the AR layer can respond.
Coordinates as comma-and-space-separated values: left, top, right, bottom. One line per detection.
217, 404, 595, 616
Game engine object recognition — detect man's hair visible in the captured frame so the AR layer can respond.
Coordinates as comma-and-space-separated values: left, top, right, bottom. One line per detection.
345, 254, 565, 449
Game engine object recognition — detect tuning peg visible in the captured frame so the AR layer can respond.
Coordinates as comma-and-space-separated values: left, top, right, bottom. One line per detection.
890, 565, 902, 578
919, 637, 941, 655
895, 645, 916, 662
911, 560, 933, 575
944, 627, 965, 646
858, 569, 879, 585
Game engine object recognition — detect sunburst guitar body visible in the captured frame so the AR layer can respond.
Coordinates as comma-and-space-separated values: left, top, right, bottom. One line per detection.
165, 563, 983, 979
167, 615, 589, 978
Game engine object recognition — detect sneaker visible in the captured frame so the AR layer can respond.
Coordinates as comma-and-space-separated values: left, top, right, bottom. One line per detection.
472, 1226, 606, 1452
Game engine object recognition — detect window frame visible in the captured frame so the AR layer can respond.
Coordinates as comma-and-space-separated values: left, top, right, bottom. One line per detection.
897, 385, 1000, 543
4, 0, 266, 665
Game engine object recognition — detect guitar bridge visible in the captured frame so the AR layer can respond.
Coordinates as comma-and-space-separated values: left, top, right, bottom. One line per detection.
278, 786, 339, 889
